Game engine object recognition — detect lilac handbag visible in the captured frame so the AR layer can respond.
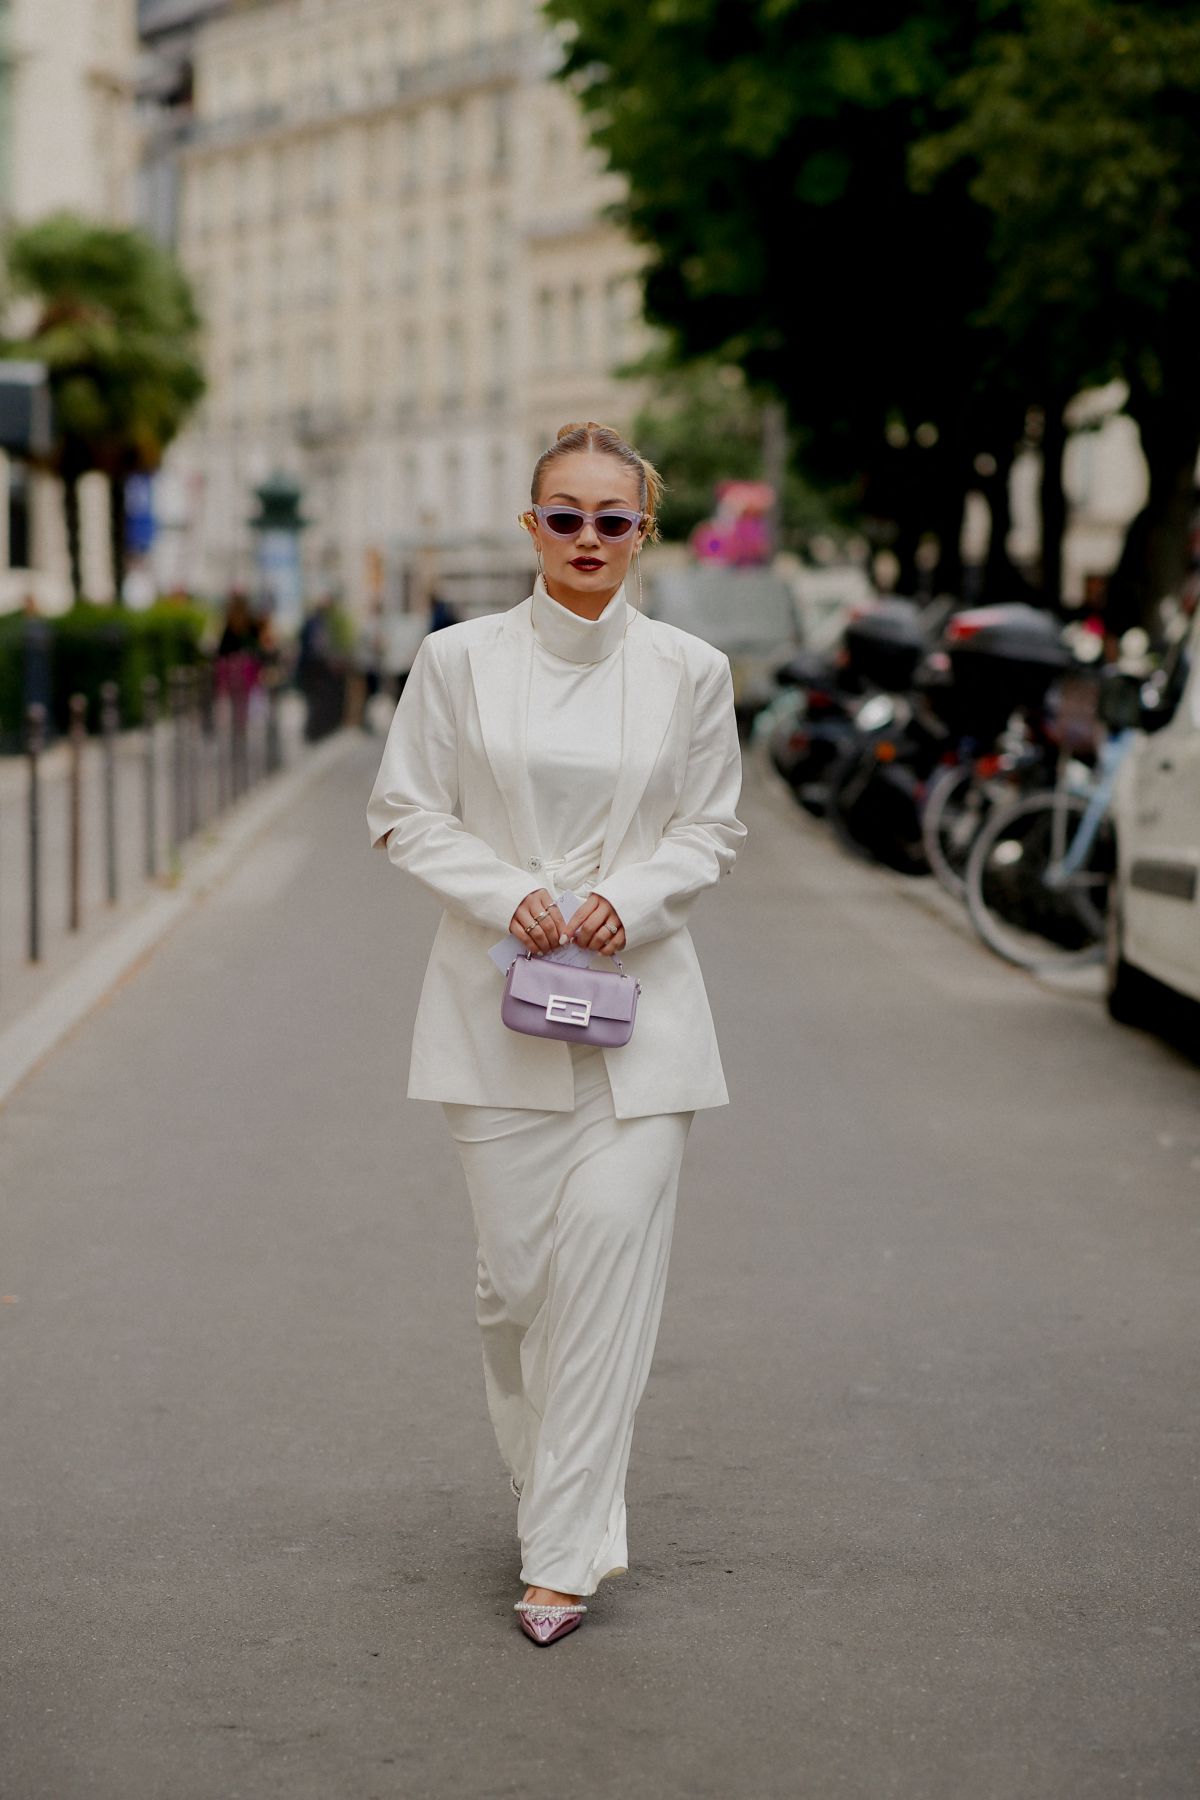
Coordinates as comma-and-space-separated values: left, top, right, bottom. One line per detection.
501, 950, 641, 1047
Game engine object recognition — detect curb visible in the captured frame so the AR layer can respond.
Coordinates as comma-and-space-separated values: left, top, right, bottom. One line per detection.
0, 728, 360, 1110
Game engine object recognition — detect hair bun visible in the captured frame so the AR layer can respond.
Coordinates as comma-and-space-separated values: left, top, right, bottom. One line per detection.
556, 419, 610, 441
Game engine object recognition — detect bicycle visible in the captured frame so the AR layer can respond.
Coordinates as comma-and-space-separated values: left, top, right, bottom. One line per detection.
963, 726, 1138, 972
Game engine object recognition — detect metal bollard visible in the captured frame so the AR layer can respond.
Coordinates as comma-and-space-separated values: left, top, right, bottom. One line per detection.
265, 669, 282, 775
100, 679, 119, 905
196, 661, 215, 828
142, 673, 159, 879
25, 702, 46, 964
183, 665, 200, 838
168, 667, 185, 859
231, 655, 249, 800
215, 675, 230, 816
67, 693, 86, 933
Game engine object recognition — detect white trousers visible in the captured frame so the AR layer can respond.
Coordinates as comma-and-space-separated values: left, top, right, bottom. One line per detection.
442, 1041, 694, 1596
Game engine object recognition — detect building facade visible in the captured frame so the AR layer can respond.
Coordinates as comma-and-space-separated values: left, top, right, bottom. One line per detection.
159, 0, 653, 618
0, 0, 139, 607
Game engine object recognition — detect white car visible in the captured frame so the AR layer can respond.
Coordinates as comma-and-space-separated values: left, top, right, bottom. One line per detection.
1107, 604, 1200, 1023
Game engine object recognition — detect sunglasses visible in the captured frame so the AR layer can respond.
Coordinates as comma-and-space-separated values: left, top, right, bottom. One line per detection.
530, 504, 645, 542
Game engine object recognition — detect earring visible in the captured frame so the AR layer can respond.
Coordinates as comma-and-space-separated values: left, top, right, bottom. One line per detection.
634, 547, 643, 614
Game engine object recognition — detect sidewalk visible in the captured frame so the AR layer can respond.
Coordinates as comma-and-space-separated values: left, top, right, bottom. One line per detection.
0, 692, 362, 1106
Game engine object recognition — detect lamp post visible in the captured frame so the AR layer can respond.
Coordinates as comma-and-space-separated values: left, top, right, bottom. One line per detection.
248, 470, 309, 637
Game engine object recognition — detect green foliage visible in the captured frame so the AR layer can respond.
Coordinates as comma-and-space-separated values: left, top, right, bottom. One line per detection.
1, 211, 207, 601
543, 0, 992, 488
912, 2, 1200, 402
543, 0, 1200, 618
627, 354, 842, 541
3, 211, 206, 479
0, 598, 209, 747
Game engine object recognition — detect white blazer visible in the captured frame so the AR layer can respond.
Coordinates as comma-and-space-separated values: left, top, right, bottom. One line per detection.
365, 589, 748, 1118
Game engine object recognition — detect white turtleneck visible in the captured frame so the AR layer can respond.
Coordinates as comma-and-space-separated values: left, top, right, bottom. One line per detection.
525, 573, 628, 904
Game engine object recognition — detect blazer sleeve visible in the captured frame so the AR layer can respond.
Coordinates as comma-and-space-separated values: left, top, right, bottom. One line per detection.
590, 652, 747, 950
365, 632, 539, 935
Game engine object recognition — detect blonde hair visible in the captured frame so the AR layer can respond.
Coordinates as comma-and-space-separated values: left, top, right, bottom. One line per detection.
529, 421, 664, 542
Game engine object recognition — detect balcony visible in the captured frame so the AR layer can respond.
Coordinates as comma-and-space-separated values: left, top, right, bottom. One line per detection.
189, 35, 537, 152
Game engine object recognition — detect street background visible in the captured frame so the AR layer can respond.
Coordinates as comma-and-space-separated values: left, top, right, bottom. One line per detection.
2, 735, 1196, 1800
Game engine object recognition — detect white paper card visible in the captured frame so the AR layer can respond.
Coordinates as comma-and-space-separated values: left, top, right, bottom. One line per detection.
487, 890, 595, 974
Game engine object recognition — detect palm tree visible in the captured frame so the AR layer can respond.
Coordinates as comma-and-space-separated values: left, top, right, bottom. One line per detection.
2, 211, 206, 601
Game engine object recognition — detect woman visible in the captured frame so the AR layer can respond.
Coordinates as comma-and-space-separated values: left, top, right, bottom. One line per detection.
366, 421, 747, 1646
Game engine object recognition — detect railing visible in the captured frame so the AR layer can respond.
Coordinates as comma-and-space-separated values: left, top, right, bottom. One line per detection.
3, 656, 291, 1004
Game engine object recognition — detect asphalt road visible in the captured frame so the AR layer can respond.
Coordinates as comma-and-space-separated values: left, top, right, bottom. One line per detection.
2, 733, 1197, 1800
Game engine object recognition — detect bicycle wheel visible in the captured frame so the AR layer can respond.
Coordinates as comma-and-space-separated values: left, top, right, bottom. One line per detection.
964, 790, 1116, 971
922, 762, 987, 899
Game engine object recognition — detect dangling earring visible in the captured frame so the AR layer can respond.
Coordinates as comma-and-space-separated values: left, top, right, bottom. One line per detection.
634, 546, 643, 614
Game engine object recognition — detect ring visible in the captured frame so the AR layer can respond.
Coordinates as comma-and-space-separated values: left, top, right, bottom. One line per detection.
532, 907, 550, 922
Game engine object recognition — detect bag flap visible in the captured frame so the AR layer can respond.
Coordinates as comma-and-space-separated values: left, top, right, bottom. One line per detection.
508, 956, 636, 1022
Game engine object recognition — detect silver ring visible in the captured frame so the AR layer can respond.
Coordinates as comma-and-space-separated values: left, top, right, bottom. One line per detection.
532, 907, 551, 922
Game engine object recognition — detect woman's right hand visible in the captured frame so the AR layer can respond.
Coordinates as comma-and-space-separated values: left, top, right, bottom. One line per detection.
509, 889, 570, 956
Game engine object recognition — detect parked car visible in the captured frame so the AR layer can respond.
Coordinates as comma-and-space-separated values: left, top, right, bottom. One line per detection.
1106, 602, 1200, 1023
645, 567, 801, 734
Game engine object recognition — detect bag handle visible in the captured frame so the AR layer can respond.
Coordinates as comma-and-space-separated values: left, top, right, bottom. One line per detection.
521, 948, 629, 978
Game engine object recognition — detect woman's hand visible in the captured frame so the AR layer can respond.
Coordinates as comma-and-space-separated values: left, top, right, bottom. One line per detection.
509, 890, 570, 956
564, 894, 626, 956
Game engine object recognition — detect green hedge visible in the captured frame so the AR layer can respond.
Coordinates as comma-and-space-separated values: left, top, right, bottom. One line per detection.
0, 599, 211, 751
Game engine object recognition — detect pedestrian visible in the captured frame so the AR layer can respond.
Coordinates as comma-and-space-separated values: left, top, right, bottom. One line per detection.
428, 588, 459, 632
214, 589, 264, 703
296, 594, 343, 742
354, 597, 385, 733
366, 420, 747, 1647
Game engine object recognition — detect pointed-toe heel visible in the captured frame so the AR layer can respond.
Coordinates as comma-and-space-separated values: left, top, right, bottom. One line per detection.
514, 1600, 587, 1646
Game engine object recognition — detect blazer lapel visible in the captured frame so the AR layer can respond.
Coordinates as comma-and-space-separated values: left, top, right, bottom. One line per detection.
467, 599, 542, 865
597, 627, 684, 881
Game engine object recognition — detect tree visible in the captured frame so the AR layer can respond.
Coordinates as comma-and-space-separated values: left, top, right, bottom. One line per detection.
912, 0, 1200, 629
546, 0, 1200, 620
2, 212, 206, 601
543, 0, 1000, 592
627, 352, 842, 545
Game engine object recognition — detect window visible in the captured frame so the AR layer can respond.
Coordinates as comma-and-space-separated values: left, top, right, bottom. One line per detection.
400, 327, 422, 407
490, 91, 511, 171
537, 288, 556, 366
445, 101, 465, 182
402, 453, 420, 528
567, 283, 586, 361
489, 444, 507, 530
443, 216, 464, 290
7, 459, 30, 569
442, 320, 464, 409
397, 114, 417, 191
488, 209, 509, 281
313, 134, 339, 209
400, 223, 423, 293
603, 275, 630, 364
487, 311, 508, 405
364, 122, 386, 200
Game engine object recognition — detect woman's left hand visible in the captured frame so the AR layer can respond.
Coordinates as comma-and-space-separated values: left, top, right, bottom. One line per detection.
564, 894, 626, 955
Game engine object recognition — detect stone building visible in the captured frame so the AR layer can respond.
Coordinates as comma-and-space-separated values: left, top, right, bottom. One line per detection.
0, 0, 139, 607
158, 0, 652, 617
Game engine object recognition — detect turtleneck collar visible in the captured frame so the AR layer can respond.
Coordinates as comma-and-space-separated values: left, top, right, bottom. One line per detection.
530, 572, 628, 664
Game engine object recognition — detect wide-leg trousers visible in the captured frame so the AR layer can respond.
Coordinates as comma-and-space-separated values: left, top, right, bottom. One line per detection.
441, 1041, 694, 1597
